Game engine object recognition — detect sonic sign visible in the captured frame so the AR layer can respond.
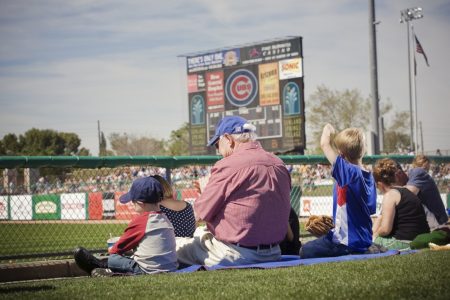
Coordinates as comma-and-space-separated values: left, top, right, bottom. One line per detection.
186, 37, 305, 154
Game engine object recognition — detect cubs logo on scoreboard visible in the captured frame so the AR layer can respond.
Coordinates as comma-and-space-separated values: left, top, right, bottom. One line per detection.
225, 69, 258, 108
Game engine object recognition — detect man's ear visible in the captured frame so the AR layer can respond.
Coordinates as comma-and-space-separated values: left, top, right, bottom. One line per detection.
226, 134, 235, 149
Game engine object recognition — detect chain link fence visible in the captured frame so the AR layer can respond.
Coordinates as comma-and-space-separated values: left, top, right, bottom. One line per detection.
1, 155, 449, 263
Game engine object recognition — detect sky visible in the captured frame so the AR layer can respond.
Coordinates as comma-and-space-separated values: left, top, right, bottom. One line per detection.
1, 0, 449, 155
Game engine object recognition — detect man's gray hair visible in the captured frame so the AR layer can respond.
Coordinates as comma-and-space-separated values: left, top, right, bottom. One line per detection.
231, 123, 257, 142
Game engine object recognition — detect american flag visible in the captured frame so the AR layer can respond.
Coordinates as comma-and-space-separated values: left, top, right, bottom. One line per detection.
415, 35, 430, 67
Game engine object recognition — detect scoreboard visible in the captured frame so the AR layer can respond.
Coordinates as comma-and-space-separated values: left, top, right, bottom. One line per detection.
185, 36, 305, 154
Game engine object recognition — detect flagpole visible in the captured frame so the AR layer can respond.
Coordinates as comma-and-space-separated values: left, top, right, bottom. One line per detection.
400, 7, 423, 154
412, 25, 420, 154
406, 20, 415, 153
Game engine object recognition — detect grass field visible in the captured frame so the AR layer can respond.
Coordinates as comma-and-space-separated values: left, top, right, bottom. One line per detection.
0, 223, 127, 260
0, 222, 308, 261
300, 185, 333, 197
0, 250, 448, 299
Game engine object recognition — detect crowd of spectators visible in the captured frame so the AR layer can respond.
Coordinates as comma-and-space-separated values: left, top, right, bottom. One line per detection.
1, 162, 449, 196
0, 165, 212, 195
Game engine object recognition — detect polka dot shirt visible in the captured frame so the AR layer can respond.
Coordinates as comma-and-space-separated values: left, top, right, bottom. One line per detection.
160, 202, 196, 237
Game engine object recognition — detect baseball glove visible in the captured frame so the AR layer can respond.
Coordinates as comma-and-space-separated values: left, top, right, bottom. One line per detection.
306, 215, 335, 237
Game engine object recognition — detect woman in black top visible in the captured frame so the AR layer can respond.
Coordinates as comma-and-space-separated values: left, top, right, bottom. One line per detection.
372, 158, 430, 250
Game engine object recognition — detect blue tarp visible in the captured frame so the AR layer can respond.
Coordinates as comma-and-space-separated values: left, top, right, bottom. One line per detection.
175, 250, 415, 273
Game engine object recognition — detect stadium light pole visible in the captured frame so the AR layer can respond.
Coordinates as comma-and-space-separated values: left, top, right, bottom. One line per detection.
400, 7, 423, 154
369, 0, 380, 154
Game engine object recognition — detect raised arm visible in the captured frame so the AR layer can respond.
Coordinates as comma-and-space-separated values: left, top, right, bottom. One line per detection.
320, 123, 338, 165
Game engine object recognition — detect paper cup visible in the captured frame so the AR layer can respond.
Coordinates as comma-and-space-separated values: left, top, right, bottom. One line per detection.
107, 236, 120, 250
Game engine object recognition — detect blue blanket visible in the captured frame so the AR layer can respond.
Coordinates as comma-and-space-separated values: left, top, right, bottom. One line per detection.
175, 250, 413, 273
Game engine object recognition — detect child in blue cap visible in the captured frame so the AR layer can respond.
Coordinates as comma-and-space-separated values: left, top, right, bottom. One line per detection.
74, 176, 178, 277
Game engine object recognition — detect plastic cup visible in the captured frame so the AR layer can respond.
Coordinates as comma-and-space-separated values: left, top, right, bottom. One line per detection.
107, 236, 120, 251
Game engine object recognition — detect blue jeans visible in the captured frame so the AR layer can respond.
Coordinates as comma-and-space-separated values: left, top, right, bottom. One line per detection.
108, 254, 145, 275
299, 236, 352, 259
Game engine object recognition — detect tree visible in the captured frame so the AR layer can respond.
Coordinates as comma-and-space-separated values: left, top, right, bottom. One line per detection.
99, 131, 108, 156
0, 133, 21, 155
165, 123, 190, 156
20, 129, 71, 156
77, 147, 91, 156
108, 133, 166, 156
0, 129, 86, 156
59, 132, 82, 155
306, 85, 371, 152
383, 111, 411, 153
306, 86, 410, 154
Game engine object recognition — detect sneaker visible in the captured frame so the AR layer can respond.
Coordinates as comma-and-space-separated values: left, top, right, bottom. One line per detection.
74, 247, 108, 274
91, 268, 114, 277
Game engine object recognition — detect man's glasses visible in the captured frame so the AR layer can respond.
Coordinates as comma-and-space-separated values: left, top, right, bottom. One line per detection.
215, 135, 225, 149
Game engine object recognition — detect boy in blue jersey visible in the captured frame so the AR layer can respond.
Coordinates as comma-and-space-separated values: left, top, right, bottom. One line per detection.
300, 124, 377, 258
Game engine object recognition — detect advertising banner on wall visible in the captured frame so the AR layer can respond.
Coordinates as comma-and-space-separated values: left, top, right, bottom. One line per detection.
185, 36, 305, 154
206, 71, 225, 112
61, 193, 87, 220
0, 196, 8, 220
10, 195, 32, 220
299, 195, 384, 217
279, 57, 303, 80
114, 191, 139, 220
259, 62, 280, 106
88, 192, 103, 220
102, 192, 116, 219
32, 194, 60, 220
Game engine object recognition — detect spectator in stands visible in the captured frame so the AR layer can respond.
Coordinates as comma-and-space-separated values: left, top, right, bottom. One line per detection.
74, 176, 178, 277
176, 116, 291, 266
152, 175, 196, 238
300, 124, 377, 258
405, 155, 449, 229
372, 158, 430, 250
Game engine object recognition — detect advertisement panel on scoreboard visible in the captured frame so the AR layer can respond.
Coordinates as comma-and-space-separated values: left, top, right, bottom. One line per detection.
185, 36, 305, 154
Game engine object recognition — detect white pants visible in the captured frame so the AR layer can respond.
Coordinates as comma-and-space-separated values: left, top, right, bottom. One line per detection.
176, 226, 281, 267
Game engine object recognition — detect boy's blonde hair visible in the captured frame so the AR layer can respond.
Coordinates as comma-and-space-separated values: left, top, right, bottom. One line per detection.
333, 127, 365, 162
152, 175, 173, 199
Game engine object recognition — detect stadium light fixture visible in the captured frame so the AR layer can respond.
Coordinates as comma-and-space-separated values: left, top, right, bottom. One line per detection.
400, 7, 423, 23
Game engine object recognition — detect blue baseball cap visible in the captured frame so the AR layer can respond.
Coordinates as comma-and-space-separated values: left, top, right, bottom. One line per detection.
119, 176, 163, 204
206, 116, 253, 147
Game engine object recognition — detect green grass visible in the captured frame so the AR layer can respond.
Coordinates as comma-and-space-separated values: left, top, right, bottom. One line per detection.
301, 185, 333, 197
0, 222, 312, 261
0, 222, 310, 262
0, 223, 127, 260
0, 250, 449, 299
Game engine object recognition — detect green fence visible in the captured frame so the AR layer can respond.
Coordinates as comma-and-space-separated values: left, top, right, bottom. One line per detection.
0, 155, 448, 262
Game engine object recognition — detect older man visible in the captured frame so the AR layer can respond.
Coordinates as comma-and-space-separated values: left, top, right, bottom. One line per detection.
176, 116, 291, 266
